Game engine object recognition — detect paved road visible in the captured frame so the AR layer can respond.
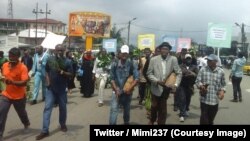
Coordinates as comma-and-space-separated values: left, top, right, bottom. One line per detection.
2, 69, 250, 141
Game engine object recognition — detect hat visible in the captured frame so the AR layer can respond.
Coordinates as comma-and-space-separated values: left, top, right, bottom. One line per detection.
121, 45, 129, 53
207, 54, 218, 61
185, 54, 192, 59
158, 42, 172, 50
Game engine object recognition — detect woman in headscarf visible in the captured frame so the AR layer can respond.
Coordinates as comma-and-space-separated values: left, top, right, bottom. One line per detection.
79, 50, 95, 97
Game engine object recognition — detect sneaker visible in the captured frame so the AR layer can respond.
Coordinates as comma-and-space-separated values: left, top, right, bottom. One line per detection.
239, 98, 242, 102
61, 125, 68, 132
30, 100, 37, 105
36, 132, 49, 140
179, 117, 184, 122
185, 111, 189, 117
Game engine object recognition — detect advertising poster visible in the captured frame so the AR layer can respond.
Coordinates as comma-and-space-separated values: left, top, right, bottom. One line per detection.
69, 12, 111, 37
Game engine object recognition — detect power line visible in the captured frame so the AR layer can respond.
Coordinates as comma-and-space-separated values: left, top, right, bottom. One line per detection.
131, 23, 207, 33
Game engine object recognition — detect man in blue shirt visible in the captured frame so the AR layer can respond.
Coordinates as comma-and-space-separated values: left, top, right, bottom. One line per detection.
229, 52, 246, 102
109, 45, 139, 125
36, 44, 73, 140
30, 46, 49, 105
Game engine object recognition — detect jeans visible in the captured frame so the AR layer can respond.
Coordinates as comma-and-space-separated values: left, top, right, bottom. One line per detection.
232, 76, 242, 100
32, 72, 46, 101
0, 95, 30, 137
176, 86, 193, 117
109, 91, 132, 125
42, 88, 67, 133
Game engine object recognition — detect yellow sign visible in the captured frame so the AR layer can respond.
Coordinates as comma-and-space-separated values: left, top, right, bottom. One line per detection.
69, 12, 111, 37
138, 34, 155, 51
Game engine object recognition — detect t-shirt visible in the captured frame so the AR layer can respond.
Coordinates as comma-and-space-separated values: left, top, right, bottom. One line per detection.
2, 62, 29, 99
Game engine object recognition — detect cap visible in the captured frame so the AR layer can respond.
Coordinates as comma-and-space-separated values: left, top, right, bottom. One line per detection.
185, 54, 192, 59
121, 45, 129, 53
158, 42, 172, 50
207, 54, 218, 61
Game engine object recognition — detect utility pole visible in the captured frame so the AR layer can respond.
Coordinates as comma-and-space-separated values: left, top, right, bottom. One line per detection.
33, 3, 43, 45
235, 23, 247, 54
43, 3, 51, 36
7, 0, 13, 19
32, 3, 51, 45
127, 18, 137, 45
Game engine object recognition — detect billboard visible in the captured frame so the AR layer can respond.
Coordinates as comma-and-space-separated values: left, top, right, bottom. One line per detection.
69, 12, 111, 37
137, 34, 155, 51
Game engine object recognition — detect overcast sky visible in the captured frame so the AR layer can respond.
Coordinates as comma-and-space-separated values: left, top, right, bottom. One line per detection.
1, 0, 250, 45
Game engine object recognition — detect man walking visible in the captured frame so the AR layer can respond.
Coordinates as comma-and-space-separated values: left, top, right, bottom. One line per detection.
195, 54, 226, 125
30, 46, 49, 105
0, 48, 30, 141
36, 44, 73, 140
147, 42, 182, 125
109, 45, 139, 125
229, 52, 246, 102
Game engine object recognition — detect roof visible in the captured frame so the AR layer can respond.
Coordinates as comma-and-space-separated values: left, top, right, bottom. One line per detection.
9, 28, 56, 38
0, 18, 66, 25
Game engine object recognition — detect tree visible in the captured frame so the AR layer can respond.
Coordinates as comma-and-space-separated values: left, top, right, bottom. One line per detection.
92, 25, 126, 51
110, 25, 126, 50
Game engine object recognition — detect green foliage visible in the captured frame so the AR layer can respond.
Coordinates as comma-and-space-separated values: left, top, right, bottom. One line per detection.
132, 48, 142, 58
47, 57, 66, 71
97, 54, 112, 68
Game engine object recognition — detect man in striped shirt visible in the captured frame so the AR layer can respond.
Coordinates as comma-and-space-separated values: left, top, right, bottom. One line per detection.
195, 54, 226, 125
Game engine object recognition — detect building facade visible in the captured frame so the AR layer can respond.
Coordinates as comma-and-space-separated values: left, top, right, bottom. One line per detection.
0, 18, 66, 35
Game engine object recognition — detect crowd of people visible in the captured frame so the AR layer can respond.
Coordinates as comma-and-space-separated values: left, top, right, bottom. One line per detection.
0, 41, 247, 140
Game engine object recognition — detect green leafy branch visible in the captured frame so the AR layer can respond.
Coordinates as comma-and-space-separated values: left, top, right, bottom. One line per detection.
97, 54, 112, 68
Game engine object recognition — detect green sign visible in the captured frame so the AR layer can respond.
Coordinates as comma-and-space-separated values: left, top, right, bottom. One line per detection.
206, 23, 232, 48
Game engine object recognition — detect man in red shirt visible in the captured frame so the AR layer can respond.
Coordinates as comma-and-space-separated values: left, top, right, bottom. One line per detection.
0, 47, 30, 141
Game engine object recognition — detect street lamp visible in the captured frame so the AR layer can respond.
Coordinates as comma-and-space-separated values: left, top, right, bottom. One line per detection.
235, 23, 247, 54
235, 22, 249, 59
127, 17, 137, 45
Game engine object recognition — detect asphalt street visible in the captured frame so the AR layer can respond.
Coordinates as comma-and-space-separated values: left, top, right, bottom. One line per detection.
2, 68, 250, 141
